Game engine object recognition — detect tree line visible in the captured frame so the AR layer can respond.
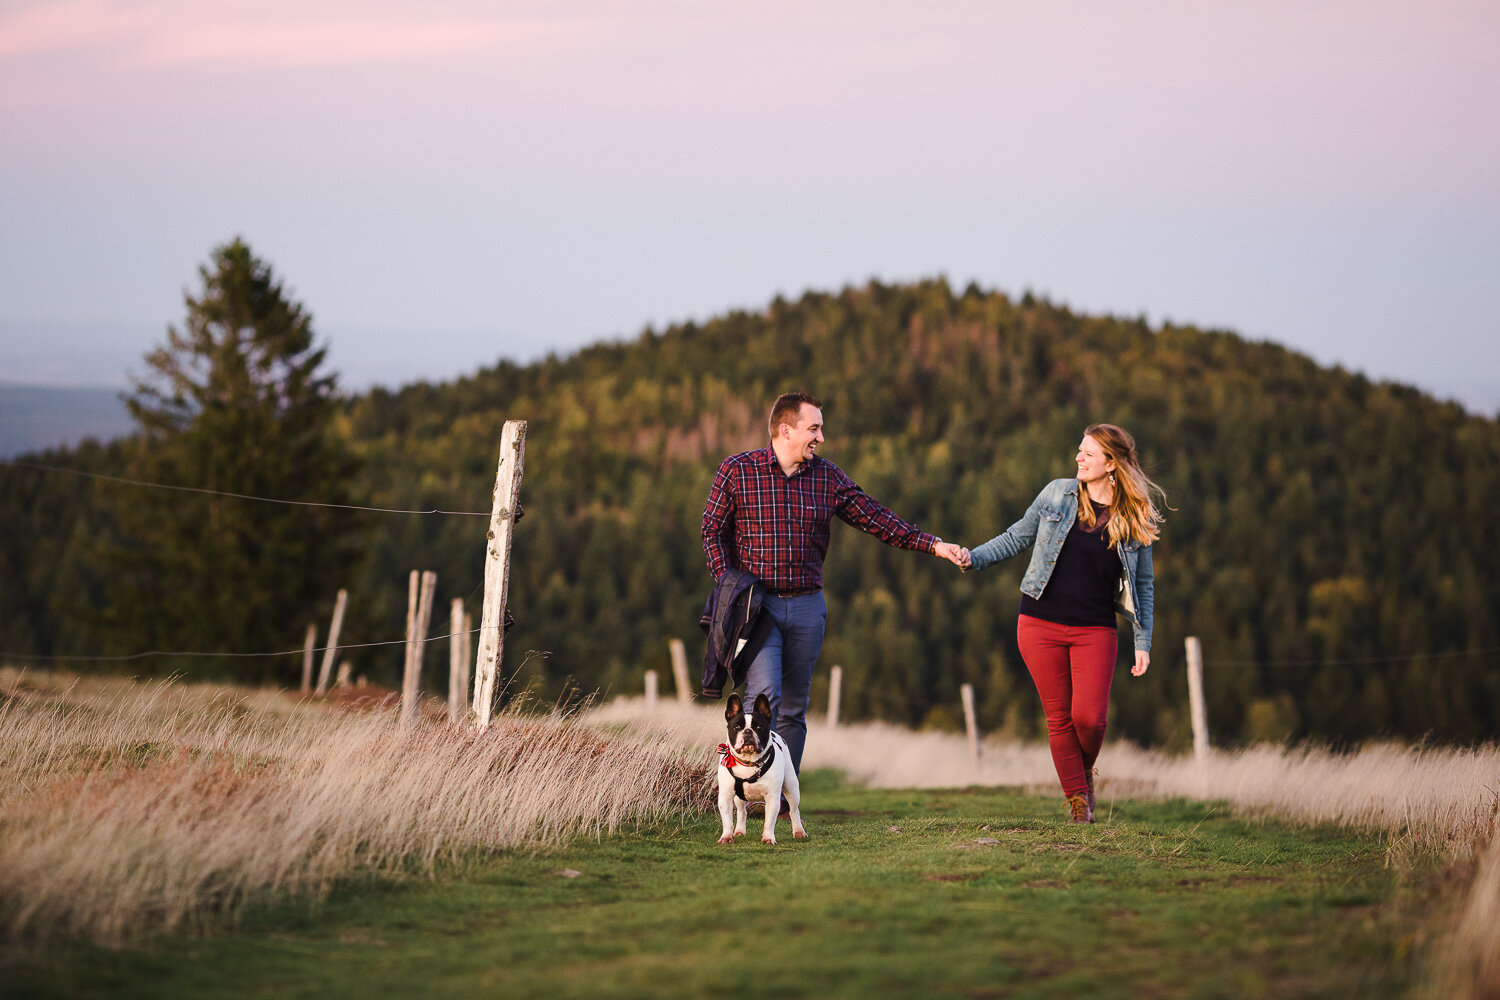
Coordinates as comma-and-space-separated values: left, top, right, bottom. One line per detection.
3, 240, 1498, 748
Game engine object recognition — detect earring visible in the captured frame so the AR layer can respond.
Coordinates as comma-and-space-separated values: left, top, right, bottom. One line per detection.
1108, 471, 1116, 487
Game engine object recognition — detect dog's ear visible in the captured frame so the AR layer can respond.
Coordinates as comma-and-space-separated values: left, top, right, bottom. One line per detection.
725, 694, 742, 720
752, 693, 772, 720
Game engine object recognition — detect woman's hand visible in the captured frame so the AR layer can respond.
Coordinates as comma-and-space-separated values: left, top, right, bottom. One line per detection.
1131, 651, 1150, 676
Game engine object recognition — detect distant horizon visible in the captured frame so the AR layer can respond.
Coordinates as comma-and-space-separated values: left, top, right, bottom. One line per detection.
2, 276, 1496, 418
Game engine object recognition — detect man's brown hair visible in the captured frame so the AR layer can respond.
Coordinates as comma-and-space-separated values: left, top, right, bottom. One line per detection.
768, 392, 822, 438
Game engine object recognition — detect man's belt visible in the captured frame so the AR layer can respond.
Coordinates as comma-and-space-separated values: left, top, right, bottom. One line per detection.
772, 586, 821, 597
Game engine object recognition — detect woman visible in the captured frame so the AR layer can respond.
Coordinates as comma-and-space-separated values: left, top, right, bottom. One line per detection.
963, 424, 1163, 823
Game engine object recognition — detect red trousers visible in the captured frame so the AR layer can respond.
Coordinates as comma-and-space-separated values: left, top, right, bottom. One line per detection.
1017, 614, 1119, 799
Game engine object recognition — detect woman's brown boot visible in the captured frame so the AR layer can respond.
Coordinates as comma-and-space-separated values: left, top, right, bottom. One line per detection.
1065, 794, 1093, 824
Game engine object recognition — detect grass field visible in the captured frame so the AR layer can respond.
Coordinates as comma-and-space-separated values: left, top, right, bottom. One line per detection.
4, 670, 1495, 998
3, 773, 1445, 1000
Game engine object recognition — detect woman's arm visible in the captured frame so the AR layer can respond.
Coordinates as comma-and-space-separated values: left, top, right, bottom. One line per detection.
1130, 544, 1154, 658
967, 490, 1046, 572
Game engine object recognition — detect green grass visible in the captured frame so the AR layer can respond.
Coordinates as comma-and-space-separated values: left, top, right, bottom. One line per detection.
2, 773, 1433, 1000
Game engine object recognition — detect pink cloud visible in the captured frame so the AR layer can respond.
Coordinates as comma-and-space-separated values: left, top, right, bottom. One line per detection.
0, 0, 152, 57
126, 20, 531, 70
0, 0, 586, 69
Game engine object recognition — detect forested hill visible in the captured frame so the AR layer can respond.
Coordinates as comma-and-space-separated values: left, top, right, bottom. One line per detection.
5, 278, 1499, 746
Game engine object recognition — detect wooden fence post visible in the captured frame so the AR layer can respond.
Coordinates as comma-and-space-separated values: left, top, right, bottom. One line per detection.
314, 589, 348, 695
961, 683, 980, 771
402, 571, 438, 731
402, 578, 420, 728
669, 638, 691, 704
300, 624, 317, 693
828, 665, 843, 729
645, 670, 658, 711
449, 598, 469, 724
1185, 636, 1209, 762
473, 420, 527, 730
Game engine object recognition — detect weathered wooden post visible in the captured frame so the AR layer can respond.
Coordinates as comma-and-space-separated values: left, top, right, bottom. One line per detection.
300, 624, 317, 693
645, 669, 659, 711
961, 683, 980, 771
314, 589, 348, 695
402, 571, 438, 731
828, 665, 843, 729
448, 598, 469, 724
473, 420, 527, 729
669, 638, 691, 704
1185, 636, 1209, 762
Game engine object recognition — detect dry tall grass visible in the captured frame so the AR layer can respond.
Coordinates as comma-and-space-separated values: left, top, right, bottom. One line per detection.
0, 669, 706, 947
1425, 829, 1500, 1000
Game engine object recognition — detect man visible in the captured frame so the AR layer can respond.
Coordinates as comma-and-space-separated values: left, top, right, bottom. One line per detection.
701, 391, 969, 776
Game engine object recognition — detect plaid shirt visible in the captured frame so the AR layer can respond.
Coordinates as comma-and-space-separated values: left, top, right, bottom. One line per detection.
702, 444, 940, 593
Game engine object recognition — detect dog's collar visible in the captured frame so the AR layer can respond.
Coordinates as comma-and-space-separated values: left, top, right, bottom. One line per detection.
718, 741, 776, 800
718, 743, 763, 770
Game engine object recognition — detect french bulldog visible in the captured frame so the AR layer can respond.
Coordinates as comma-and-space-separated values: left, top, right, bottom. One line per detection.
717, 692, 807, 845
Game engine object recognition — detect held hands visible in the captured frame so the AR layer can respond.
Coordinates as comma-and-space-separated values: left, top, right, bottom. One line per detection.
933, 541, 972, 569
1131, 651, 1150, 677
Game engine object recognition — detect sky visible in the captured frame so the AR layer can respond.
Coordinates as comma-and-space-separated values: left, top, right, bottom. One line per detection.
2, 0, 1497, 413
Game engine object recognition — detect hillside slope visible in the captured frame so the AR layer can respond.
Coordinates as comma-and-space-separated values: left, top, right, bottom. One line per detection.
341, 280, 1500, 745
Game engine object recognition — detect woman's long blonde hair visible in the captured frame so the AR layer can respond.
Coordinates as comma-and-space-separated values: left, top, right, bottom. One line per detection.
1075, 423, 1166, 548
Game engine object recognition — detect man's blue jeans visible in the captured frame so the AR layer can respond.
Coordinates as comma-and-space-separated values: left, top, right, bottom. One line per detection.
744, 591, 826, 774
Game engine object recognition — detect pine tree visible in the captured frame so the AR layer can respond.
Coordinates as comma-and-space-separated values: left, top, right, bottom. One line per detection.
101, 238, 366, 681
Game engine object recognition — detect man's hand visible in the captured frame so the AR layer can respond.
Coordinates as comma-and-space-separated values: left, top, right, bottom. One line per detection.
934, 542, 971, 568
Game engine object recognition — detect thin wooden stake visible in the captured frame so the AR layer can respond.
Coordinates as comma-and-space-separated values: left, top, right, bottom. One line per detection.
473, 420, 527, 729
300, 624, 317, 693
314, 589, 348, 695
645, 670, 658, 711
1185, 636, 1209, 762
402, 570, 438, 731
828, 665, 843, 729
669, 638, 691, 704
449, 598, 468, 724
961, 683, 980, 771
461, 610, 472, 702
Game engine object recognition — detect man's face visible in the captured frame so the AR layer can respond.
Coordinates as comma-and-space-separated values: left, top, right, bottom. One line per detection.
783, 404, 824, 465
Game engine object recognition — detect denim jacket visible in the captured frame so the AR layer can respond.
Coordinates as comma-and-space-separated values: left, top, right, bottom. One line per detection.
969, 478, 1155, 652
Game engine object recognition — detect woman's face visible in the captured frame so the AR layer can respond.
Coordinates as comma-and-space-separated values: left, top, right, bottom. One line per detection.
1075, 434, 1116, 486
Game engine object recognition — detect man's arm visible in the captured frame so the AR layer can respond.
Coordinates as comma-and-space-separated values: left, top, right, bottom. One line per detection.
701, 458, 738, 581
833, 470, 963, 562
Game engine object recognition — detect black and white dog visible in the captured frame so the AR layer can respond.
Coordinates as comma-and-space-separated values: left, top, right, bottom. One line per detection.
717, 692, 807, 844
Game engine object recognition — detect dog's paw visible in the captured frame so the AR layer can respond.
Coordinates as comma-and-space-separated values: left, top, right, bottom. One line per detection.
793, 828, 808, 839
761, 834, 777, 845
717, 833, 735, 844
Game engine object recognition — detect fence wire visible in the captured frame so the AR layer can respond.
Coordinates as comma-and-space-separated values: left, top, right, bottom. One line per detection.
0, 458, 490, 516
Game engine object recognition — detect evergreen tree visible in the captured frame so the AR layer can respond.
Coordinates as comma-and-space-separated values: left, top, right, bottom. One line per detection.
100, 238, 365, 681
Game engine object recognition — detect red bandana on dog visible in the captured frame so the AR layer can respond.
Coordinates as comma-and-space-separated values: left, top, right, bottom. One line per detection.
718, 743, 754, 769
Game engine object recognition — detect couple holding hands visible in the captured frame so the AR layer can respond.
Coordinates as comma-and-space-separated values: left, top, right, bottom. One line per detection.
701, 392, 1164, 823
